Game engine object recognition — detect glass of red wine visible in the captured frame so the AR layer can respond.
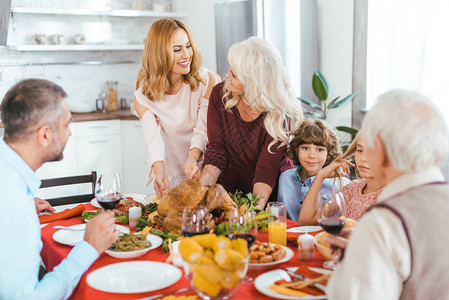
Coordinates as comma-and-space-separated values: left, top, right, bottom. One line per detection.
317, 191, 346, 270
94, 173, 122, 210
228, 209, 257, 284
181, 207, 211, 237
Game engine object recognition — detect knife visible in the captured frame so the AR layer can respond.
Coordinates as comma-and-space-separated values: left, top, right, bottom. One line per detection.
137, 287, 193, 300
280, 268, 325, 293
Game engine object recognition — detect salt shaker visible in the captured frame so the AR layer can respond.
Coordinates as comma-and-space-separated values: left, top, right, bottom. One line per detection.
298, 233, 314, 261
128, 206, 142, 231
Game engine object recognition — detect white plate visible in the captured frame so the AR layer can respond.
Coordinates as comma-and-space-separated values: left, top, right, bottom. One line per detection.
254, 267, 331, 299
90, 193, 149, 208
105, 234, 163, 259
52, 224, 129, 246
287, 226, 322, 234
249, 245, 294, 271
86, 261, 182, 293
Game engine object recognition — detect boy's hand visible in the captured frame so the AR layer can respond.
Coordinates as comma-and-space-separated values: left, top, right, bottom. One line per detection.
318, 159, 354, 179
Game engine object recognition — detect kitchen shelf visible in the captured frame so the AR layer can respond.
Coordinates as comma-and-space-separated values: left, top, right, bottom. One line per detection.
10, 7, 186, 18
9, 44, 144, 51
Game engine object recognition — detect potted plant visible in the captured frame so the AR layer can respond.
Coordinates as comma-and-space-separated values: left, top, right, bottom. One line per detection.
298, 70, 358, 139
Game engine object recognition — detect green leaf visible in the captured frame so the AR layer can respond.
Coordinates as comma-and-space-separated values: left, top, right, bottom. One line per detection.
327, 96, 341, 108
336, 126, 359, 139
297, 97, 322, 110
328, 93, 355, 109
312, 71, 330, 100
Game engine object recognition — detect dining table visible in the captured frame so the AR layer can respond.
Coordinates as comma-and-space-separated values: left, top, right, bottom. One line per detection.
40, 203, 328, 300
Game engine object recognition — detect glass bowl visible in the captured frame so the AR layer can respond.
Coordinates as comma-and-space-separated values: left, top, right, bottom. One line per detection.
186, 257, 249, 300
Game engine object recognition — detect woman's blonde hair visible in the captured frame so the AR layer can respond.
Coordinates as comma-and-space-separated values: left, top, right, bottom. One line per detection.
136, 18, 204, 101
288, 119, 342, 167
223, 37, 303, 151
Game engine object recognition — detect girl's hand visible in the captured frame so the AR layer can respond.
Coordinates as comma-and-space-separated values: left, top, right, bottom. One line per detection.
154, 172, 170, 199
318, 159, 354, 179
185, 157, 201, 181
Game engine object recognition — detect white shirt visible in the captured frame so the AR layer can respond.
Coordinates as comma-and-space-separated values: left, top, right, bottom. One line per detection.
327, 166, 445, 300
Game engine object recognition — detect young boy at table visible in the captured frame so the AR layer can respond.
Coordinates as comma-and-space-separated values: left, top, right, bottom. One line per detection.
0, 79, 119, 299
277, 119, 350, 222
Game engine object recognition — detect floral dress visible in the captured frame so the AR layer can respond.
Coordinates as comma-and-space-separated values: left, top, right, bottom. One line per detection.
343, 179, 383, 221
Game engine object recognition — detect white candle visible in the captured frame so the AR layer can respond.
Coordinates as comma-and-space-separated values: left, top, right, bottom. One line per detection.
128, 206, 142, 231
298, 233, 314, 260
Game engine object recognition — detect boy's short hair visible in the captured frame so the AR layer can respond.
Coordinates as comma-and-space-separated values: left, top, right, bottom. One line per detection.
288, 119, 342, 166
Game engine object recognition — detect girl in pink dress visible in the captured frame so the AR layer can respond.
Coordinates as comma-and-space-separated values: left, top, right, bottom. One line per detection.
133, 18, 219, 199
299, 132, 384, 224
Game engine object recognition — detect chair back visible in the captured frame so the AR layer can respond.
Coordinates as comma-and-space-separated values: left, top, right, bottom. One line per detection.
40, 171, 97, 206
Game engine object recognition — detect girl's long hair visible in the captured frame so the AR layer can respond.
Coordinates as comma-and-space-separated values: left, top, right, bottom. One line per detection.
136, 18, 204, 101
223, 37, 303, 152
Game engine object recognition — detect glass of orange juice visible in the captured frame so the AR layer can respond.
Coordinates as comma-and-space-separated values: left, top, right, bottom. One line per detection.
266, 202, 287, 246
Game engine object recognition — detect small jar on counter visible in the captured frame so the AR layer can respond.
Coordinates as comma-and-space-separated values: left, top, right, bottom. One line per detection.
298, 233, 314, 261
107, 81, 118, 111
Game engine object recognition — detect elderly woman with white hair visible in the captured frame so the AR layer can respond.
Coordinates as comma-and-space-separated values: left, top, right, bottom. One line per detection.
199, 37, 303, 209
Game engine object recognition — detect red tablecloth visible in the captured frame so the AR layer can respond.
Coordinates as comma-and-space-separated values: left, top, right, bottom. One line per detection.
40, 204, 326, 299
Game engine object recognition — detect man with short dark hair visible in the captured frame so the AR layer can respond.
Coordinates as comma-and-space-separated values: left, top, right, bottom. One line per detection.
327, 90, 449, 300
0, 79, 119, 299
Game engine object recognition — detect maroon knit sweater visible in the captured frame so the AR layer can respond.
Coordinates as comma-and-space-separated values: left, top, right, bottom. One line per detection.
203, 81, 287, 194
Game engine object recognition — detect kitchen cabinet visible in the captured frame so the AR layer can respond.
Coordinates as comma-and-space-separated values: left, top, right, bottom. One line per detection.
121, 120, 154, 195
34, 119, 153, 200
76, 120, 122, 195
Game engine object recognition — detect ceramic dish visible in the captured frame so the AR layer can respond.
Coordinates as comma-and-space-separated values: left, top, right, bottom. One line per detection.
249, 245, 294, 271
86, 261, 182, 293
52, 224, 129, 246
254, 267, 331, 299
105, 234, 163, 259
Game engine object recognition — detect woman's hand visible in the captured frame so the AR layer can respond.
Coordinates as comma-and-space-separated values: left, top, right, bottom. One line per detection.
185, 148, 202, 180
153, 161, 170, 199
185, 157, 201, 180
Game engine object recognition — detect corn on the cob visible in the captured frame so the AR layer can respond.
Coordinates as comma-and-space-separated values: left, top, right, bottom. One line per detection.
213, 236, 232, 252
231, 238, 249, 257
220, 269, 243, 289
192, 263, 224, 284
179, 237, 204, 263
214, 248, 245, 269
192, 234, 218, 249
204, 249, 215, 259
195, 254, 215, 265
192, 274, 221, 297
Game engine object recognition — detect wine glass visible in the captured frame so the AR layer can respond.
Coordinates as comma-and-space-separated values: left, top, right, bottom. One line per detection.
317, 191, 345, 270
228, 209, 257, 284
181, 207, 211, 237
95, 173, 122, 210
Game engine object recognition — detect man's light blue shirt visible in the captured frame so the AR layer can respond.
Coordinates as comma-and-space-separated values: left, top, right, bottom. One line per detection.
0, 138, 99, 300
277, 166, 350, 222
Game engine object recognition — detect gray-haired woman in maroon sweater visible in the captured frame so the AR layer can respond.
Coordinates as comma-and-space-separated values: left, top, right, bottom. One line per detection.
199, 37, 303, 209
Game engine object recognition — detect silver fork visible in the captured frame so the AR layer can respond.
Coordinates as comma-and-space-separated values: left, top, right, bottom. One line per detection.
53, 226, 85, 231
136, 287, 193, 300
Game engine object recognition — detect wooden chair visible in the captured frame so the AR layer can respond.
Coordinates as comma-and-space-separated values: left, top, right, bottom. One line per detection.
39, 171, 97, 206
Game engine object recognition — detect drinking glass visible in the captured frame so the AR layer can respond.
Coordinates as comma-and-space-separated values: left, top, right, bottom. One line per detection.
266, 202, 287, 246
317, 191, 346, 269
228, 209, 257, 284
181, 207, 211, 237
94, 173, 122, 210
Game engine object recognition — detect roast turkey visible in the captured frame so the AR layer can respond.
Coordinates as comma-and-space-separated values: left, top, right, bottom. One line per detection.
155, 180, 237, 233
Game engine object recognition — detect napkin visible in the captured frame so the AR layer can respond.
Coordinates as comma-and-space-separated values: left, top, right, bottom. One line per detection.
39, 204, 86, 224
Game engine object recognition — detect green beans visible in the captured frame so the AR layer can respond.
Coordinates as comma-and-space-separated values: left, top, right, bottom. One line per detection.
108, 233, 152, 252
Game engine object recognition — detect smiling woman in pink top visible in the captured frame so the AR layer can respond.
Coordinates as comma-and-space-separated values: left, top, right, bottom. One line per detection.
133, 18, 219, 199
